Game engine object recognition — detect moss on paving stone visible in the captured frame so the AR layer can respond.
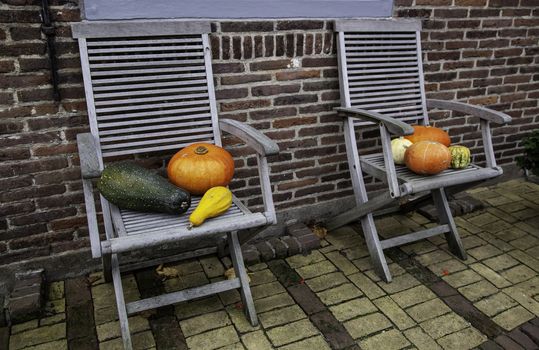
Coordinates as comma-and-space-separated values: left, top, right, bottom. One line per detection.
404, 327, 442, 350
179, 310, 231, 337
9, 323, 66, 350
436, 327, 486, 350
240, 330, 273, 350
420, 313, 469, 339
185, 325, 239, 350
329, 297, 377, 322
344, 312, 392, 339
258, 305, 306, 329
406, 298, 452, 323
359, 328, 411, 350
492, 306, 534, 331
458, 280, 498, 302
266, 319, 319, 347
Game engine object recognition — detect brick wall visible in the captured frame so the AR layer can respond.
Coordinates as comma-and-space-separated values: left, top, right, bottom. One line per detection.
0, 0, 538, 279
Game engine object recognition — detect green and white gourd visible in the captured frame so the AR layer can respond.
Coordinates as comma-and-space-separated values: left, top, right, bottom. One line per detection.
448, 145, 471, 169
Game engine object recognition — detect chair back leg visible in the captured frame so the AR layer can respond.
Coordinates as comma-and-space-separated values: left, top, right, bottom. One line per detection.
228, 231, 258, 326
431, 188, 467, 260
111, 254, 133, 350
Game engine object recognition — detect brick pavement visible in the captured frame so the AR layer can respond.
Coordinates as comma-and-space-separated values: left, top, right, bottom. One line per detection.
1, 179, 538, 349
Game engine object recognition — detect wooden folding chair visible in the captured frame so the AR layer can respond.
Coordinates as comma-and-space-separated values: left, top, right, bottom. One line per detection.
72, 20, 279, 349
328, 19, 512, 282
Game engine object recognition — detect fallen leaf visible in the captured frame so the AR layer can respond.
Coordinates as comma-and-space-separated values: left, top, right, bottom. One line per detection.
155, 264, 180, 280
310, 223, 328, 239
224, 267, 251, 283
442, 269, 449, 276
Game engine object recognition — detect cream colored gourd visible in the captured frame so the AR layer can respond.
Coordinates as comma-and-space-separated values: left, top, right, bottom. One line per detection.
189, 186, 233, 228
391, 137, 413, 165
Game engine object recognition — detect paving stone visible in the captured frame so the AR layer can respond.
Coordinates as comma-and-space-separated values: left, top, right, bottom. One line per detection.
477, 232, 514, 253
241, 330, 273, 350
470, 263, 512, 289
305, 272, 348, 292
171, 260, 203, 275
468, 244, 503, 261
226, 305, 260, 334
48, 282, 65, 301
468, 212, 499, 227
474, 292, 518, 317
163, 271, 208, 293
251, 281, 286, 300
344, 312, 392, 339
478, 339, 504, 350
359, 328, 411, 350
96, 316, 149, 342
427, 258, 468, 277
99, 331, 155, 350
317, 283, 362, 306
481, 220, 514, 234
406, 298, 451, 323
67, 303, 96, 342
40, 313, 66, 326
458, 280, 499, 302
430, 281, 459, 298
495, 335, 524, 350
266, 319, 319, 347
501, 265, 537, 284
249, 269, 276, 286
403, 327, 442, 350
496, 227, 528, 242
24, 340, 68, 350
179, 310, 230, 337
503, 285, 539, 316
401, 240, 438, 255
391, 285, 437, 309
483, 254, 520, 271
492, 306, 534, 331
374, 296, 415, 330
247, 263, 268, 272
378, 274, 420, 294
286, 250, 325, 269
352, 257, 374, 271
437, 327, 487, 350
509, 251, 539, 273
443, 270, 483, 288
310, 310, 356, 349
254, 293, 295, 313
259, 305, 305, 328
277, 335, 331, 350
219, 342, 245, 350
149, 315, 187, 350
508, 328, 538, 349
329, 297, 377, 322
348, 273, 386, 299
219, 285, 242, 306
44, 299, 65, 315
11, 319, 39, 334
9, 323, 66, 350
186, 325, 239, 350
461, 235, 488, 250
296, 260, 337, 280
200, 256, 226, 279
415, 250, 454, 266
521, 323, 539, 344
323, 251, 359, 275
287, 284, 326, 316
420, 313, 469, 339
340, 245, 370, 260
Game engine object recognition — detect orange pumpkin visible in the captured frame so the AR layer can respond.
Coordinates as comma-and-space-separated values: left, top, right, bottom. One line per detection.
404, 125, 451, 147
167, 143, 234, 195
404, 141, 452, 175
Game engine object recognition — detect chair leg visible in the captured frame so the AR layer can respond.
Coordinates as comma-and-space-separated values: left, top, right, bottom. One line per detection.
361, 214, 393, 283
102, 253, 113, 283
111, 254, 133, 350
432, 188, 467, 260
228, 231, 258, 326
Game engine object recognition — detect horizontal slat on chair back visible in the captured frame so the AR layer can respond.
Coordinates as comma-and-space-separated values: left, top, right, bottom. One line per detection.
336, 19, 428, 127
74, 21, 219, 159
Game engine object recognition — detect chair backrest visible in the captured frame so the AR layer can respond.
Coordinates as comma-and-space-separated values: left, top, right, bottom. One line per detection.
72, 20, 220, 164
335, 19, 428, 127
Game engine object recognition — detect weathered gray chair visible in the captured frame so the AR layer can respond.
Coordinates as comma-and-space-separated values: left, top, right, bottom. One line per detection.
72, 20, 279, 349
327, 19, 512, 282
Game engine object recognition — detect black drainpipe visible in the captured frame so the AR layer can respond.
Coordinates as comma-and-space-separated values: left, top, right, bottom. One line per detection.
40, 0, 60, 101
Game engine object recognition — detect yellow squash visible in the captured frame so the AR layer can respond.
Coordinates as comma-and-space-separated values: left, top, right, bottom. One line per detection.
189, 186, 233, 228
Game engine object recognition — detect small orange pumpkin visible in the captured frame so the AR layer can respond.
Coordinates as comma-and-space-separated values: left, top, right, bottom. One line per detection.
404, 125, 451, 147
404, 141, 452, 175
167, 143, 234, 195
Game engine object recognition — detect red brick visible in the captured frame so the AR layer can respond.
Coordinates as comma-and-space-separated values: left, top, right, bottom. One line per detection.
250, 59, 290, 71
274, 94, 318, 106
251, 84, 300, 96
221, 74, 271, 85
221, 21, 274, 32
276, 70, 320, 81
276, 20, 324, 31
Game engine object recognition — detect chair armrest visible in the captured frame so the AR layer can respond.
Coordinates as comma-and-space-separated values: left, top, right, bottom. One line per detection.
426, 99, 512, 125
77, 133, 101, 179
219, 119, 280, 156
335, 107, 414, 136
